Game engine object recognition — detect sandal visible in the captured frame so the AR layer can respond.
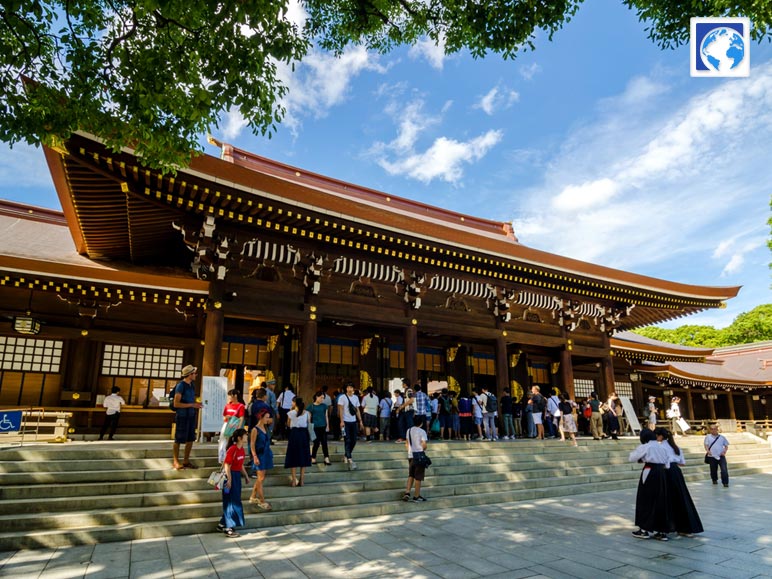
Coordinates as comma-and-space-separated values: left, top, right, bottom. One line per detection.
172, 463, 184, 471
182, 462, 198, 469
290, 478, 297, 487
248, 497, 260, 504
311, 458, 317, 465
258, 502, 272, 511
224, 528, 240, 538
324, 458, 331, 466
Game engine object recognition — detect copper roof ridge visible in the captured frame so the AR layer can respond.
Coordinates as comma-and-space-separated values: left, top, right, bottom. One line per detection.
0, 199, 66, 225
207, 136, 518, 242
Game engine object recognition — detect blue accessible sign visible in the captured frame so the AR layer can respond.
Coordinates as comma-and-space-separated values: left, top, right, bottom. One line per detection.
0, 411, 23, 432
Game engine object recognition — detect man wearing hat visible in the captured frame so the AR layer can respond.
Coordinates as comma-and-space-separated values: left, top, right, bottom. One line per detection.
647, 396, 658, 430
172, 365, 203, 470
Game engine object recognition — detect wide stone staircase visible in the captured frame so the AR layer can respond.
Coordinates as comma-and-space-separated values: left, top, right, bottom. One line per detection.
1, 433, 771, 550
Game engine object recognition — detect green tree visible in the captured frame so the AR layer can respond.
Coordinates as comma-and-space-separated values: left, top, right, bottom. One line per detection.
2, 1, 771, 170
722, 304, 772, 345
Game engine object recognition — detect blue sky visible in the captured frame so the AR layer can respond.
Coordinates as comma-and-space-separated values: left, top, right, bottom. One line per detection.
1, 1, 770, 329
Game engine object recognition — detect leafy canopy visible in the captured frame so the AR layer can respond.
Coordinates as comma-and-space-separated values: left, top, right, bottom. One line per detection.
634, 304, 772, 347
1, 1, 770, 170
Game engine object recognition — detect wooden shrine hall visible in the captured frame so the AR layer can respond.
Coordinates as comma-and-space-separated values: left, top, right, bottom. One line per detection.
0, 130, 762, 435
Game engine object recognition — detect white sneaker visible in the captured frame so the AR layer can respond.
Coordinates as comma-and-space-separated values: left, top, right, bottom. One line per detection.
349, 461, 357, 471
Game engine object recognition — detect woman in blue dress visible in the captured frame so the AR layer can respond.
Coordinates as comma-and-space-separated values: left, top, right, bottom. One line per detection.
248, 409, 274, 510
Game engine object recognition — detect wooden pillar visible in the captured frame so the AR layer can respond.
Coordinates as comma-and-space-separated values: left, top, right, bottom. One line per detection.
599, 357, 614, 401
746, 395, 755, 421
559, 348, 574, 400
686, 390, 695, 421
708, 397, 717, 421
495, 335, 508, 396
298, 318, 317, 401
202, 307, 224, 377
726, 391, 736, 420
404, 323, 418, 386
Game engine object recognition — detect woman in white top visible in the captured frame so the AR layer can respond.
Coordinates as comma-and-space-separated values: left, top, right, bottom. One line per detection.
664, 430, 703, 536
628, 428, 674, 540
284, 397, 312, 487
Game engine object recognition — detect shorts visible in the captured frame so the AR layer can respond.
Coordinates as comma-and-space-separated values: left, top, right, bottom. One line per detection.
174, 413, 197, 443
532, 413, 543, 425
439, 414, 452, 428
474, 416, 483, 426
363, 413, 378, 428
408, 459, 426, 481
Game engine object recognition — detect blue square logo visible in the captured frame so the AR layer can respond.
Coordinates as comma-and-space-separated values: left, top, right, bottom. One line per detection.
690, 17, 751, 77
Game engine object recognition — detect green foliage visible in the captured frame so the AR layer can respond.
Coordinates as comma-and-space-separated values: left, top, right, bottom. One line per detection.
634, 304, 772, 347
0, 1, 309, 169
1, 1, 771, 170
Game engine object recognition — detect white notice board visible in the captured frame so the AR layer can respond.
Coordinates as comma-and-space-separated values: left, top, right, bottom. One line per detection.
201, 376, 229, 433
619, 395, 641, 435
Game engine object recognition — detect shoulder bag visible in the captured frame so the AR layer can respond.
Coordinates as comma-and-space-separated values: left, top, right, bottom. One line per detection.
704, 436, 720, 464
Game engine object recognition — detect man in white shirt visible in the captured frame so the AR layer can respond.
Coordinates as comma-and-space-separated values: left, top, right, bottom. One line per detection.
339, 382, 364, 469
402, 415, 428, 502
99, 386, 125, 440
276, 386, 295, 440
704, 423, 730, 487
361, 387, 379, 441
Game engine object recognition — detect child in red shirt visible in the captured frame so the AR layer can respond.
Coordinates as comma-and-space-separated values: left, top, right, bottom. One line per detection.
218, 428, 249, 538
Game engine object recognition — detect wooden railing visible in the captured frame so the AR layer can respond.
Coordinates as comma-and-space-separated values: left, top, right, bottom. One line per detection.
0, 408, 72, 445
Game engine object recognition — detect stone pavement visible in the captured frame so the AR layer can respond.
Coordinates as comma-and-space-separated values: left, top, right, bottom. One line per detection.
1, 472, 771, 579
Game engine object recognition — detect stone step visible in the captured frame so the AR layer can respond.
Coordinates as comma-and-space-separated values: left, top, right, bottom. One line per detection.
0, 462, 768, 551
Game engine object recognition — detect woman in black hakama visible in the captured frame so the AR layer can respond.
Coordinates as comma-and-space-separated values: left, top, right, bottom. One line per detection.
664, 430, 704, 535
630, 428, 675, 540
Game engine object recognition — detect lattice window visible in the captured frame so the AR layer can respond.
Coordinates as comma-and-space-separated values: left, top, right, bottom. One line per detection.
614, 381, 633, 398
473, 354, 495, 375
0, 336, 63, 373
101, 344, 183, 378
574, 378, 595, 399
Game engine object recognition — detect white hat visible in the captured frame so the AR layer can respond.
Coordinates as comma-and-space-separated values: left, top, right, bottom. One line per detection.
181, 365, 198, 377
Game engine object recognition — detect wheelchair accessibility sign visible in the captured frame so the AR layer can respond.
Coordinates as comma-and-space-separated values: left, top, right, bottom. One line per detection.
0, 411, 22, 432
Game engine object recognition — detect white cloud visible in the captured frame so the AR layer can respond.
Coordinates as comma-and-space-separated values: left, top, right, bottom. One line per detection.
510, 60, 772, 281
519, 63, 542, 80
221, 108, 249, 141
0, 142, 53, 191
378, 130, 503, 183
474, 85, 520, 116
408, 35, 447, 70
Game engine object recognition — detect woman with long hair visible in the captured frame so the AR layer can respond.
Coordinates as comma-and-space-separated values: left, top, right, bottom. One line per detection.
284, 396, 312, 486
218, 428, 249, 538
664, 429, 704, 536
249, 409, 274, 510
628, 427, 674, 541
309, 391, 331, 465
558, 394, 578, 447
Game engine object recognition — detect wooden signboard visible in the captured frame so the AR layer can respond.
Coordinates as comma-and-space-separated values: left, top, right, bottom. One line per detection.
619, 395, 641, 435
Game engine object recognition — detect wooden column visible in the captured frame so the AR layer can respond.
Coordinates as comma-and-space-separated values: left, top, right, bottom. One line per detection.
202, 307, 224, 377
559, 348, 574, 400
686, 390, 695, 420
599, 357, 614, 401
708, 397, 717, 420
746, 395, 755, 421
405, 323, 418, 386
298, 318, 317, 401
726, 391, 736, 420
495, 335, 508, 396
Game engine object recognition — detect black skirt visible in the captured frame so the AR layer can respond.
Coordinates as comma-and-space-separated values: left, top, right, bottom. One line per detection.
634, 463, 674, 533
666, 464, 704, 534
284, 427, 312, 468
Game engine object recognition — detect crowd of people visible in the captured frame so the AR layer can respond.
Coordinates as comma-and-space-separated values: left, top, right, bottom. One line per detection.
169, 366, 725, 540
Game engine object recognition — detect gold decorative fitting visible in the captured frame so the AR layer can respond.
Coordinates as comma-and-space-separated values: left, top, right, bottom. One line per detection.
267, 335, 279, 352
360, 338, 372, 356
502, 330, 507, 336
411, 319, 418, 325
309, 313, 317, 320
551, 362, 560, 375
72, 392, 80, 400
200, 340, 205, 346
509, 353, 521, 368
213, 301, 222, 309
80, 329, 89, 337
446, 346, 458, 363
310, 305, 317, 312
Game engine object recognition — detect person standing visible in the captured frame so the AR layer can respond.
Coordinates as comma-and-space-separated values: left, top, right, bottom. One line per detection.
667, 396, 682, 435
378, 391, 392, 441
606, 393, 621, 440
361, 387, 379, 441
392, 389, 404, 442
499, 389, 514, 440
588, 392, 604, 440
664, 430, 703, 536
276, 385, 295, 440
309, 391, 331, 465
480, 386, 498, 441
558, 395, 578, 447
438, 388, 453, 440
647, 395, 658, 430
402, 415, 429, 502
218, 428, 249, 538
413, 384, 429, 430
546, 390, 561, 439
530, 386, 546, 440
248, 409, 274, 510
628, 427, 674, 541
704, 423, 730, 487
457, 392, 472, 441
172, 365, 203, 471
339, 382, 364, 469
284, 397, 312, 486
265, 379, 278, 440
99, 386, 125, 441
218, 389, 246, 463
471, 389, 484, 440
398, 388, 416, 443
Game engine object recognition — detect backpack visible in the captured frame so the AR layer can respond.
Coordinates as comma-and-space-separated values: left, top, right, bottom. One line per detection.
168, 383, 179, 412
441, 396, 451, 413
485, 393, 498, 413
534, 394, 546, 412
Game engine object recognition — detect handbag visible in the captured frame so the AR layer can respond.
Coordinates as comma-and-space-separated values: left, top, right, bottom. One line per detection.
207, 469, 226, 489
307, 414, 317, 442
222, 414, 242, 438
412, 451, 432, 468
430, 417, 440, 436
